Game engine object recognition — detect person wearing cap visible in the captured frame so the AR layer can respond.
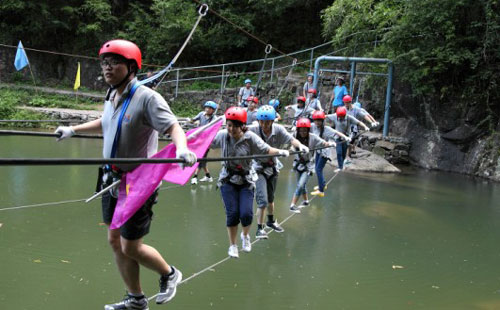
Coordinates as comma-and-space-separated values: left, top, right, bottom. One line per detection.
248, 106, 309, 239
342, 95, 377, 162
238, 78, 255, 107
245, 96, 259, 124
329, 76, 348, 113
289, 118, 333, 213
310, 111, 349, 197
190, 100, 218, 185
55, 39, 197, 310
326, 106, 369, 172
284, 96, 315, 126
305, 88, 323, 111
303, 73, 314, 98
210, 107, 289, 258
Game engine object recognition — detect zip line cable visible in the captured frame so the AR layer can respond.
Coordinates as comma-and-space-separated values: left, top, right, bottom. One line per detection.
0, 145, 335, 166
190, 0, 291, 59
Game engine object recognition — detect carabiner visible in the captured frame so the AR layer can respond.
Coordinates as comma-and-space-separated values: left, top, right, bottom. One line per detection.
199, 3, 209, 16
265, 44, 272, 55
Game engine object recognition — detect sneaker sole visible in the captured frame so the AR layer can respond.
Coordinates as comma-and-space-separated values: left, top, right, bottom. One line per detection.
155, 271, 183, 304
256, 235, 268, 239
290, 210, 301, 214
266, 225, 285, 233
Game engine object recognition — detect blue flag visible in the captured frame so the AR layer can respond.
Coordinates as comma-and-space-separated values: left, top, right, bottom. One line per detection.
14, 41, 29, 71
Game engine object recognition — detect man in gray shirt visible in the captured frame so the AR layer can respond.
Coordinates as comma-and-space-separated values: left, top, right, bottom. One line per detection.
55, 39, 196, 310
238, 78, 255, 107
248, 105, 309, 239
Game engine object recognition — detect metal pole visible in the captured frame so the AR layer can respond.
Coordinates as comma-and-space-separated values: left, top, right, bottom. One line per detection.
349, 61, 356, 95
383, 63, 394, 137
220, 64, 225, 94
270, 58, 274, 84
175, 69, 179, 98
309, 49, 314, 72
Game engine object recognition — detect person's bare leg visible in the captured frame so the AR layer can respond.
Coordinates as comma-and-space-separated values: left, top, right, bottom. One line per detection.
121, 237, 171, 276
108, 229, 142, 294
227, 225, 238, 245
242, 224, 250, 236
267, 202, 275, 216
256, 207, 265, 225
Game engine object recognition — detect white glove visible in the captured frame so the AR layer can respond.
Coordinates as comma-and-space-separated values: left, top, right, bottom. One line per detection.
365, 127, 371, 132
278, 150, 290, 157
375, 121, 380, 126
298, 144, 309, 153
328, 141, 337, 147
54, 126, 75, 141
371, 122, 377, 128
185, 117, 192, 123
176, 147, 197, 169
345, 137, 352, 143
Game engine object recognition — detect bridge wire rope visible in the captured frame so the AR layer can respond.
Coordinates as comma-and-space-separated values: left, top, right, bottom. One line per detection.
147, 170, 340, 298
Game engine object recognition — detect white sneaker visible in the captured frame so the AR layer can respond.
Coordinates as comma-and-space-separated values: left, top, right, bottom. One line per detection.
300, 200, 310, 208
191, 177, 198, 185
199, 176, 213, 182
334, 168, 342, 173
314, 185, 327, 191
240, 232, 252, 252
228, 245, 239, 258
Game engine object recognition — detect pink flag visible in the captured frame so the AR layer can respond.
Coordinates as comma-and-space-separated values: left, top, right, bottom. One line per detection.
110, 119, 223, 229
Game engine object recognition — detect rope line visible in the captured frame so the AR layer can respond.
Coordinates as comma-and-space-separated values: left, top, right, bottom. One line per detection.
0, 145, 334, 166
0, 184, 182, 212
147, 170, 339, 299
190, 0, 290, 58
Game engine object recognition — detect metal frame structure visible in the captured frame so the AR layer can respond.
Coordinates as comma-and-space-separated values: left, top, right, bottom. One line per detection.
312, 56, 394, 137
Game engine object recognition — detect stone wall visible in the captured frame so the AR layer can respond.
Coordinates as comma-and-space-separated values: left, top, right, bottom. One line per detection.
358, 131, 411, 165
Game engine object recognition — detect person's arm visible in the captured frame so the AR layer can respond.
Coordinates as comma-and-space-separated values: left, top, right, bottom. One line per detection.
54, 118, 102, 141
349, 115, 369, 131
276, 112, 282, 121
317, 100, 323, 111
332, 128, 349, 141
291, 138, 309, 153
165, 123, 197, 167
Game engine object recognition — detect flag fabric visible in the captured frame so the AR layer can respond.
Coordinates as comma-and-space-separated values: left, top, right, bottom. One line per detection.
110, 119, 223, 229
14, 41, 29, 71
74, 62, 81, 90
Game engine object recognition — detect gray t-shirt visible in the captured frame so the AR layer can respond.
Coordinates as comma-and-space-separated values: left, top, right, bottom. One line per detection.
303, 81, 313, 94
193, 111, 215, 126
293, 133, 326, 172
326, 113, 361, 137
211, 130, 270, 186
248, 123, 293, 174
238, 87, 255, 103
311, 123, 336, 159
101, 78, 177, 172
246, 109, 258, 125
347, 107, 368, 132
306, 98, 322, 111
288, 104, 314, 125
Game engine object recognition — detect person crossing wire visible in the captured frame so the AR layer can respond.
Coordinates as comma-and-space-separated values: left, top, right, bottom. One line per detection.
289, 118, 333, 213
248, 106, 309, 239
310, 111, 349, 197
245, 96, 259, 124
284, 96, 315, 126
326, 106, 369, 172
55, 39, 197, 310
209, 107, 289, 258
305, 88, 323, 111
189, 100, 218, 185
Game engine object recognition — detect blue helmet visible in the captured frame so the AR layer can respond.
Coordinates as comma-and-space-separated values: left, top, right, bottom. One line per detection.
244, 79, 252, 84
204, 101, 218, 110
268, 98, 280, 109
307, 72, 314, 77
354, 102, 362, 109
256, 105, 276, 121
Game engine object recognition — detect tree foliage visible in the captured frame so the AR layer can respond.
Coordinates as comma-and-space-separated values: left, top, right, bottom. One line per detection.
322, 0, 500, 130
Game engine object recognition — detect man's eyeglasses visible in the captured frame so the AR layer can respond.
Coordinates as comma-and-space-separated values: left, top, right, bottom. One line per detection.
100, 58, 125, 68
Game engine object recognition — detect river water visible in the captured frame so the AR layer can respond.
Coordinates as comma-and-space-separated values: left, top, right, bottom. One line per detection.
1, 135, 500, 309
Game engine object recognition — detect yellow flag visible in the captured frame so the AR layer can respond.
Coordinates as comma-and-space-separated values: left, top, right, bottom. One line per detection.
73, 62, 81, 90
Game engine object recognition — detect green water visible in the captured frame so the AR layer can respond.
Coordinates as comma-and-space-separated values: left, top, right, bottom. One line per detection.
1, 135, 500, 310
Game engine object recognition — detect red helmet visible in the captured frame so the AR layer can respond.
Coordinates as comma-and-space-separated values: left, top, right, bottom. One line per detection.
336, 106, 347, 118
312, 110, 326, 120
246, 96, 259, 104
296, 118, 311, 128
342, 95, 352, 103
307, 88, 317, 95
297, 96, 306, 103
225, 106, 247, 123
99, 39, 142, 69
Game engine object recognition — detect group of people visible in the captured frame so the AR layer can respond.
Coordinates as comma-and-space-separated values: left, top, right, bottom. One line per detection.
54, 39, 379, 310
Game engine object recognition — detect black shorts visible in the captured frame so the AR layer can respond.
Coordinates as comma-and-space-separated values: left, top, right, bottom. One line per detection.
349, 131, 360, 145
102, 190, 158, 240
